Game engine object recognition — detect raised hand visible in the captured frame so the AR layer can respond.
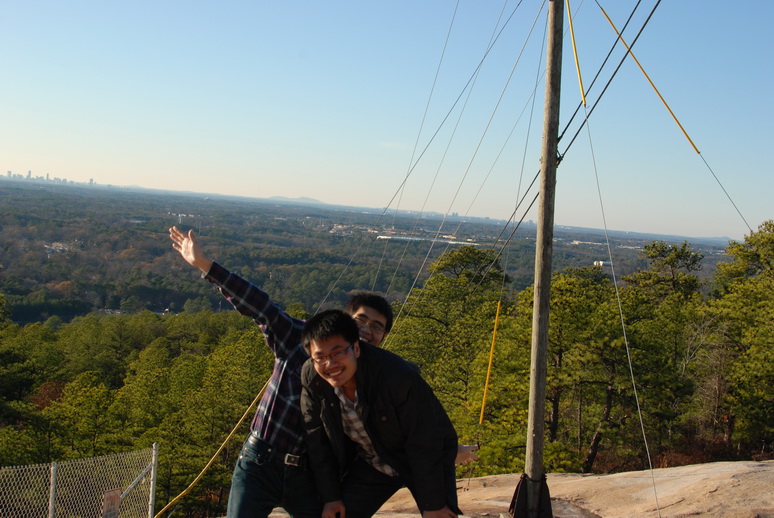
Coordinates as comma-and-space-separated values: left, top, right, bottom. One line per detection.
168, 226, 212, 274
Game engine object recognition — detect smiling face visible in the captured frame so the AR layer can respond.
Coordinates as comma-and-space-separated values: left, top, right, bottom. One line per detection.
350, 305, 388, 346
310, 334, 360, 400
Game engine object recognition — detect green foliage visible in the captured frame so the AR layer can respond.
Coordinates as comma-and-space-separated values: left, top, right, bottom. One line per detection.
41, 371, 118, 459
729, 342, 774, 445
390, 246, 524, 476
0, 322, 64, 425
183, 296, 214, 313
1, 181, 711, 324
0, 309, 271, 514
625, 241, 703, 296
715, 220, 774, 288
0, 294, 11, 325
706, 221, 774, 451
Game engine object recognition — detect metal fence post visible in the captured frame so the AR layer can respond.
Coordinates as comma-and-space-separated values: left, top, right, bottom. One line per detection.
48, 461, 58, 518
148, 443, 159, 518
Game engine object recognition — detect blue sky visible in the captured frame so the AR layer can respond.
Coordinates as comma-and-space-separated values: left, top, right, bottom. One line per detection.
2, 1, 771, 241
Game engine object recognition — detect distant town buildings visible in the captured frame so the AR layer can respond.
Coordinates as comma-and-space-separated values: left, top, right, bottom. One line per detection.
4, 170, 95, 186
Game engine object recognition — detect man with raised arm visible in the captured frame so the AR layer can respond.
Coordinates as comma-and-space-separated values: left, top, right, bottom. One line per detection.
169, 226, 319, 517
300, 309, 461, 518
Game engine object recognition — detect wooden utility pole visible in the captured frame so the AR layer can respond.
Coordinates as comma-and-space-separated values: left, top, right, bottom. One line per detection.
524, 0, 563, 516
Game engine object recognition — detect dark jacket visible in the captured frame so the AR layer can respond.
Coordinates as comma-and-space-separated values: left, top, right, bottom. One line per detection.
300, 342, 460, 513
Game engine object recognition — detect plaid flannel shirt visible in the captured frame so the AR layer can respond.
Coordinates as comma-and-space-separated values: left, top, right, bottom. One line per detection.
334, 387, 398, 477
206, 262, 308, 455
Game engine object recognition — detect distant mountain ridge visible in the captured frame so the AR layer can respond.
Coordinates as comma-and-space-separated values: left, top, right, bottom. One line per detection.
267, 195, 325, 205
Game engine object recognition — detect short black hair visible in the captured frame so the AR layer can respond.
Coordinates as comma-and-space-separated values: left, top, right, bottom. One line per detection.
301, 309, 359, 355
345, 292, 394, 333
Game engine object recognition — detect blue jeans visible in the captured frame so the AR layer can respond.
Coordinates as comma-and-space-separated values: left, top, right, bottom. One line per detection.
226, 435, 321, 518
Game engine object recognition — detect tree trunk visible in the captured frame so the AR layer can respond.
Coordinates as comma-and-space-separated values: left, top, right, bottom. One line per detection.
582, 383, 613, 473
577, 385, 583, 454
548, 389, 561, 441
724, 414, 735, 449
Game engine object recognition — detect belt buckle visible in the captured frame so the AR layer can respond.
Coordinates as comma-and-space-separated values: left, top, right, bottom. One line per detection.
284, 453, 301, 467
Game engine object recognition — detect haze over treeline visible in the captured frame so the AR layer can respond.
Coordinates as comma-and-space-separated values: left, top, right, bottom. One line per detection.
0, 180, 727, 324
1, 180, 770, 517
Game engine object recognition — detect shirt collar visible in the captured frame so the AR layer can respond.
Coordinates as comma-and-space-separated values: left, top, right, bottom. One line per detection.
334, 385, 358, 408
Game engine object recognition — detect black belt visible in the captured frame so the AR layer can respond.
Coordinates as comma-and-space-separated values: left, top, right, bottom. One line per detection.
246, 432, 305, 468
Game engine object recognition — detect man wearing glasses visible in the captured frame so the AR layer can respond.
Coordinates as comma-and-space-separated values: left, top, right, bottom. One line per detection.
301, 310, 461, 518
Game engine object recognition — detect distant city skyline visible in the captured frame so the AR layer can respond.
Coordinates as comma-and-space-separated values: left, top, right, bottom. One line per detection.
2, 2, 771, 241
5, 169, 95, 185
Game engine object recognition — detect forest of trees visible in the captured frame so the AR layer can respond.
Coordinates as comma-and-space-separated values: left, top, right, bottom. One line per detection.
0, 181, 727, 325
1, 181, 768, 516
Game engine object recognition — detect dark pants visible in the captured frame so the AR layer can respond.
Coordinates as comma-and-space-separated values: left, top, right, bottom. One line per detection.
226, 434, 321, 518
340, 457, 404, 518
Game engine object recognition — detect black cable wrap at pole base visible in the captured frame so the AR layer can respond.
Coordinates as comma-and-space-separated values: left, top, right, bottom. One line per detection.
508, 473, 554, 518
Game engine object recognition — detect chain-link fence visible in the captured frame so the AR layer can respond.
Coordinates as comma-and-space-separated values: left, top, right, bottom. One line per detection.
0, 443, 158, 518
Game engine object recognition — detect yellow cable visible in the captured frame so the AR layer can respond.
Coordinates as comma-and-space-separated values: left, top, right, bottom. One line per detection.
154, 379, 270, 517
566, 0, 587, 106
598, 4, 700, 154
479, 300, 502, 424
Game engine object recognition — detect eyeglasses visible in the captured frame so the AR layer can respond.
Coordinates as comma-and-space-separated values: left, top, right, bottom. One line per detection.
311, 344, 355, 365
353, 315, 386, 335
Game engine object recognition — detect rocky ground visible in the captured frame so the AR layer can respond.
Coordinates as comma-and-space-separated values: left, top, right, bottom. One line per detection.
374, 460, 774, 518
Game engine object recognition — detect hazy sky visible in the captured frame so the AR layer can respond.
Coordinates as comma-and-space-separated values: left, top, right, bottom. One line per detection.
2, 1, 771, 241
